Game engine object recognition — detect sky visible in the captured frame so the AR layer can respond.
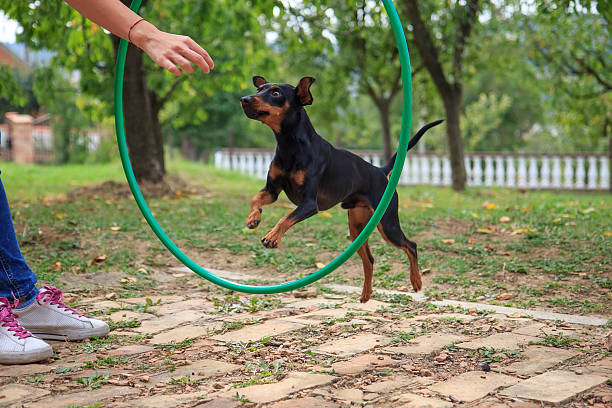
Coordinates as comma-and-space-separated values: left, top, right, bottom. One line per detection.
0, 12, 21, 43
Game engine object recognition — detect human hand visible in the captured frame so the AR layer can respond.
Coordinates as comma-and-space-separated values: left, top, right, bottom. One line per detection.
130, 20, 214, 76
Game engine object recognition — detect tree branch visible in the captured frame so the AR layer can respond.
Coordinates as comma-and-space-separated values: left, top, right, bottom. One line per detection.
154, 75, 188, 112
403, 0, 453, 98
452, 0, 481, 85
570, 49, 612, 92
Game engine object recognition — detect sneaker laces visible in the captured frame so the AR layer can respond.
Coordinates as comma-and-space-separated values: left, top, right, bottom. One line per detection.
36, 286, 83, 317
0, 297, 31, 340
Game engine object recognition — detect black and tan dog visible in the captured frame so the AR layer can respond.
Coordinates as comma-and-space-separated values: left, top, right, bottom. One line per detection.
240, 75, 442, 302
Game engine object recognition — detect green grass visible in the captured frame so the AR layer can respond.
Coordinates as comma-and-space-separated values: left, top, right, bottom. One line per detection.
2, 159, 610, 314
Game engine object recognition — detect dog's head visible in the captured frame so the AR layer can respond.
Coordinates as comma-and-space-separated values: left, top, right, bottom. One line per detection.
240, 76, 315, 133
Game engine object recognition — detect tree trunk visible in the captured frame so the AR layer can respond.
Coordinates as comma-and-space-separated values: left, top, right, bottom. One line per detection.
402, 0, 470, 191
443, 89, 467, 191
378, 102, 393, 161
121, 43, 165, 182
113, 0, 165, 183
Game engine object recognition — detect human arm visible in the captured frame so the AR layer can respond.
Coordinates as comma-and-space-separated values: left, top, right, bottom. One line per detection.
64, 0, 214, 76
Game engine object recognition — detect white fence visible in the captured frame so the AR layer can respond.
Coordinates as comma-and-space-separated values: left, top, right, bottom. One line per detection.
214, 149, 610, 191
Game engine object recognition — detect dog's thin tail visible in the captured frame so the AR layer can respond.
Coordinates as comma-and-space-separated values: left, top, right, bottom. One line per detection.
380, 119, 444, 176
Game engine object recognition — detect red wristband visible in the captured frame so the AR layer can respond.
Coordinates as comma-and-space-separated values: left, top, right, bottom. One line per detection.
127, 18, 146, 43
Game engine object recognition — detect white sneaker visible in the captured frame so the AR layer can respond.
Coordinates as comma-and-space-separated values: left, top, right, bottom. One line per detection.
0, 298, 53, 364
16, 286, 109, 341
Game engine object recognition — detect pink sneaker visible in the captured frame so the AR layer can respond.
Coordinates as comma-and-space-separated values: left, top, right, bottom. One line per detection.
0, 298, 53, 364
16, 286, 109, 341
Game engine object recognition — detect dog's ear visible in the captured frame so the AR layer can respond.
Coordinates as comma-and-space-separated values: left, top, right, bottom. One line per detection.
253, 76, 267, 88
296, 77, 316, 106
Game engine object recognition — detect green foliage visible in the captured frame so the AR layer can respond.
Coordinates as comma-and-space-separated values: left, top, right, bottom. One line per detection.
0, 66, 31, 115
534, 332, 581, 348
75, 373, 109, 390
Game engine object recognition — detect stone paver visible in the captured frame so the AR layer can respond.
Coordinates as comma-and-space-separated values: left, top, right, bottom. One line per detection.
429, 299, 608, 326
130, 392, 206, 407
384, 333, 467, 355
121, 294, 185, 304
133, 309, 206, 334
108, 310, 155, 322
428, 371, 519, 402
576, 356, 612, 377
269, 396, 341, 407
0, 384, 50, 405
313, 333, 391, 357
331, 388, 365, 403
410, 313, 477, 322
512, 322, 547, 337
397, 393, 453, 408
83, 299, 122, 311
363, 377, 417, 393
151, 358, 240, 383
28, 386, 137, 408
197, 398, 242, 408
212, 318, 305, 343
506, 345, 578, 375
456, 333, 536, 350
513, 322, 580, 339
282, 307, 350, 324
0, 364, 53, 377
331, 353, 395, 375
346, 299, 390, 312
149, 324, 220, 345
500, 370, 608, 404
108, 344, 155, 356
156, 298, 214, 314
285, 298, 343, 309
227, 372, 336, 404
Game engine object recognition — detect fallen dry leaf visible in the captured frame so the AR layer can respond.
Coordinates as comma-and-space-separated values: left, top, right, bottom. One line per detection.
315, 262, 326, 269
477, 228, 493, 234
499, 216, 511, 223
319, 212, 332, 218
496, 293, 515, 301
87, 255, 107, 267
482, 202, 497, 210
441, 239, 456, 244
110, 226, 122, 231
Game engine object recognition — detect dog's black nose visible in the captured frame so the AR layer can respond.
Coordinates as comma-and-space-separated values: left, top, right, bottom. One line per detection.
240, 96, 252, 104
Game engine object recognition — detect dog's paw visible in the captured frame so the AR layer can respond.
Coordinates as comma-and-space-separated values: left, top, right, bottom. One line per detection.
247, 219, 260, 229
360, 291, 372, 303
247, 210, 261, 229
261, 230, 281, 248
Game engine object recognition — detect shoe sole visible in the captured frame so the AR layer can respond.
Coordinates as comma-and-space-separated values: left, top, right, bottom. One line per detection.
0, 346, 53, 365
30, 325, 110, 341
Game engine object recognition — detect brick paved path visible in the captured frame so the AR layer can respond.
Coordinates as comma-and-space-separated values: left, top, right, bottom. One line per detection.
1, 270, 610, 408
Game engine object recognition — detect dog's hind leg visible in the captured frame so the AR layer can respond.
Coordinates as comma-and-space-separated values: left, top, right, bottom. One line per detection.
373, 193, 422, 292
348, 206, 376, 302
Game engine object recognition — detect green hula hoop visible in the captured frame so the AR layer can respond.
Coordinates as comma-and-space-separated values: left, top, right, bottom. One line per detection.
113, 0, 413, 294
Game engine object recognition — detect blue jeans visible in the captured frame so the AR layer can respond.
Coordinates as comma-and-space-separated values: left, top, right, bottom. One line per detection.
0, 174, 38, 307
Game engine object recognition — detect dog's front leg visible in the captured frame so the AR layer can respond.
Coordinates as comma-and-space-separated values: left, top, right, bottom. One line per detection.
262, 181, 318, 248
247, 166, 283, 229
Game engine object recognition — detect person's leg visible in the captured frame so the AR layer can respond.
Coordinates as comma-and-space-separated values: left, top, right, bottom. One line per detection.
0, 174, 53, 364
0, 174, 108, 348
0, 176, 38, 307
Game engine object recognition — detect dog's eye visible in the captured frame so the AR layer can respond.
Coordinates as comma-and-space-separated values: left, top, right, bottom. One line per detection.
271, 90, 281, 97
